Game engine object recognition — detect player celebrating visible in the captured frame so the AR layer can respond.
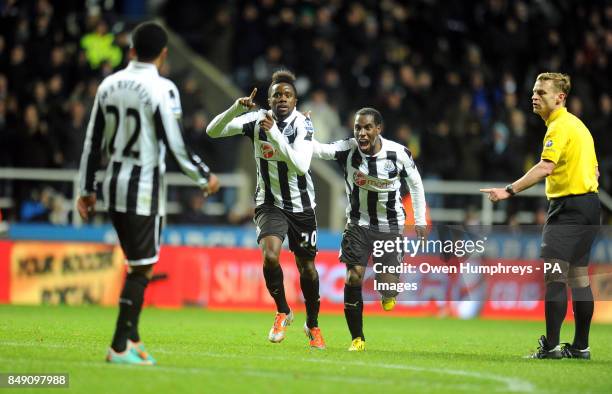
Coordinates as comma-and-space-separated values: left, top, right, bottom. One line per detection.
312, 108, 426, 351
206, 70, 325, 349
77, 22, 219, 365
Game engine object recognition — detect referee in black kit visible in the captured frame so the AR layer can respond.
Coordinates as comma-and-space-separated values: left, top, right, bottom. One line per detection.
77, 22, 219, 365
481, 72, 600, 360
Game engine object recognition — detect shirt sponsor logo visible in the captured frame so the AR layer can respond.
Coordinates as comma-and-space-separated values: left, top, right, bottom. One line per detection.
353, 171, 367, 187
260, 142, 276, 159
352, 171, 394, 191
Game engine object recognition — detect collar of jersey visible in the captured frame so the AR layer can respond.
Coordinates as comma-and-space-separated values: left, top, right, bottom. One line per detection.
275, 108, 297, 126
545, 107, 567, 127
127, 61, 159, 75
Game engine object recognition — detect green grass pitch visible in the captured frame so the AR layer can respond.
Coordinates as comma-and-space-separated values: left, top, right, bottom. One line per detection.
1, 305, 612, 393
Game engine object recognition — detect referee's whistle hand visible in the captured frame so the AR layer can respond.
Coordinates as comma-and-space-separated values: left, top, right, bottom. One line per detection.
77, 195, 96, 220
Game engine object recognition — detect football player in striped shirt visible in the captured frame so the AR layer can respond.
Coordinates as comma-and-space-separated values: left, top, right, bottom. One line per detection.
312, 107, 427, 351
207, 70, 325, 349
77, 22, 219, 365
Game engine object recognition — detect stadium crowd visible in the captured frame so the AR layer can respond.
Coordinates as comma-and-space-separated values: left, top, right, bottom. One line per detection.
169, 0, 612, 188
0, 0, 215, 223
1, 0, 611, 224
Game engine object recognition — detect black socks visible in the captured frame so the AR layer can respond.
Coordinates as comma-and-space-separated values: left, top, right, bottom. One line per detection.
111, 272, 149, 352
344, 284, 364, 340
544, 281, 567, 347
300, 276, 320, 328
263, 265, 290, 314
571, 286, 594, 349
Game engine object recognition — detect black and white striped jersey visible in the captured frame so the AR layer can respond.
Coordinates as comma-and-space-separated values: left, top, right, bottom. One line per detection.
79, 61, 210, 216
313, 137, 426, 233
207, 102, 316, 212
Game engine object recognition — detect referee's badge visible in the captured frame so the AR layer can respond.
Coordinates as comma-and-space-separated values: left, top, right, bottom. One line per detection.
545, 140, 553, 147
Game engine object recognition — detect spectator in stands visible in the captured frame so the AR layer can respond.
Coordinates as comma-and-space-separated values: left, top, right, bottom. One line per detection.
59, 100, 87, 169
483, 121, 520, 181
16, 104, 59, 168
301, 88, 342, 143
80, 20, 122, 69
8, 45, 27, 97
2, 0, 612, 225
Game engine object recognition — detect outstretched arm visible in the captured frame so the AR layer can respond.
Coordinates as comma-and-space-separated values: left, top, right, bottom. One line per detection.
312, 140, 343, 160
207, 88, 258, 138
480, 159, 554, 202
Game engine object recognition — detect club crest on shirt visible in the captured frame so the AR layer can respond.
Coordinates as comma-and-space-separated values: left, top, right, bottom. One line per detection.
260, 142, 276, 159
545, 140, 553, 147
384, 160, 396, 173
282, 125, 295, 136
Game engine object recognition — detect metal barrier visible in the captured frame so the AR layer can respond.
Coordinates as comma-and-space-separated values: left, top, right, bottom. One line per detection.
0, 167, 250, 226
2, 167, 611, 229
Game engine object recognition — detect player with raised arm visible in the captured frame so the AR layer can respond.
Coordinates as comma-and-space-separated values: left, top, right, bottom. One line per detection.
206, 70, 325, 349
77, 22, 219, 365
312, 107, 427, 351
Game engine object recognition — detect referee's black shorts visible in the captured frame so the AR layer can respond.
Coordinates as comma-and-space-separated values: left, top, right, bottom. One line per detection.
540, 193, 600, 266
109, 211, 163, 266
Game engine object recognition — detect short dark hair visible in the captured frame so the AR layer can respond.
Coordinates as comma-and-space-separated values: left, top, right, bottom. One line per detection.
356, 107, 383, 126
268, 69, 297, 96
132, 22, 167, 62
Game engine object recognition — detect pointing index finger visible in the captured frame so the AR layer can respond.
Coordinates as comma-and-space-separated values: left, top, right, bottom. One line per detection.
249, 87, 257, 100
479, 188, 492, 193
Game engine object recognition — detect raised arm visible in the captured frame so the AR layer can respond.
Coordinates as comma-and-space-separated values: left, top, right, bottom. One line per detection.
207, 88, 258, 138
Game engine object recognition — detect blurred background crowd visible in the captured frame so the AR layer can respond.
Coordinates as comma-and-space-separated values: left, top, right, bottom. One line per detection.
0, 0, 611, 225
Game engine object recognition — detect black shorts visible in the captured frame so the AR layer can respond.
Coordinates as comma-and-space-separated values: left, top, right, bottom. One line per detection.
541, 193, 600, 266
109, 211, 163, 266
340, 223, 403, 268
254, 204, 317, 258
